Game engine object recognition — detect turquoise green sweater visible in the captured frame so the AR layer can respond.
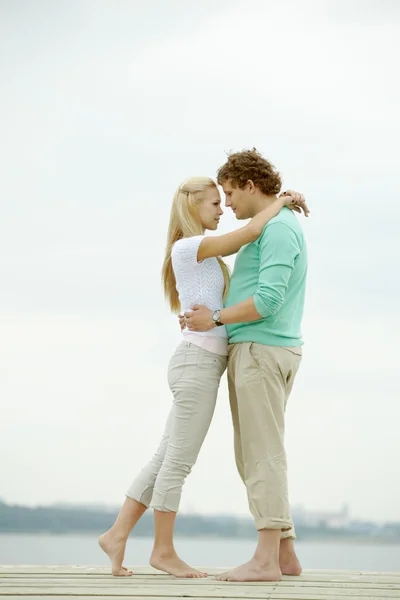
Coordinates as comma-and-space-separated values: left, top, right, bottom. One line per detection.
225, 207, 307, 346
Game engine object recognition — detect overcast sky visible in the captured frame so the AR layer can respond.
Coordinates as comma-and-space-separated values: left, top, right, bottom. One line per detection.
1, 0, 399, 523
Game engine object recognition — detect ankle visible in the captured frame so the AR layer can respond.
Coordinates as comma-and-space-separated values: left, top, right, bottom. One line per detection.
254, 529, 280, 564
107, 528, 129, 542
252, 552, 279, 568
253, 544, 280, 567
152, 544, 176, 558
279, 538, 296, 556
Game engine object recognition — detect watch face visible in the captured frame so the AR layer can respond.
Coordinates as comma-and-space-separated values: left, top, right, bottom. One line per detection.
212, 310, 219, 322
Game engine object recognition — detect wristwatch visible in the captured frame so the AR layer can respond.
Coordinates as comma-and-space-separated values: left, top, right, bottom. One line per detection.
212, 309, 224, 327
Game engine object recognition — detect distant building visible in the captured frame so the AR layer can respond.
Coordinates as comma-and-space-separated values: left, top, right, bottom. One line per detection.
292, 503, 351, 529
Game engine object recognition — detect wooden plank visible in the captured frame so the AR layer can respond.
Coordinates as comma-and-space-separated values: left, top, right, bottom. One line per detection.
1, 574, 399, 585
2, 566, 400, 574
2, 567, 400, 585
0, 577, 399, 591
0, 596, 386, 600
1, 566, 400, 600
270, 596, 382, 600
0, 597, 233, 600
2, 573, 400, 585
0, 590, 252, 600
1, 566, 400, 578
270, 596, 383, 600
271, 587, 400, 597
1, 584, 400, 598
0, 597, 226, 600
0, 584, 287, 598
277, 581, 400, 591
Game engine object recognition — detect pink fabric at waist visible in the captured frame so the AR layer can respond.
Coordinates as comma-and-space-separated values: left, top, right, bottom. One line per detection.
183, 333, 228, 356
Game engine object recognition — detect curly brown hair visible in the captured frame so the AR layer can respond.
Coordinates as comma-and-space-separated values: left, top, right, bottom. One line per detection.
217, 148, 282, 195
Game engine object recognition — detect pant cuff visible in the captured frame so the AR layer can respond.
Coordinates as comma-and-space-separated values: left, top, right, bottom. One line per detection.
281, 528, 296, 540
125, 484, 152, 508
150, 489, 180, 513
254, 516, 293, 531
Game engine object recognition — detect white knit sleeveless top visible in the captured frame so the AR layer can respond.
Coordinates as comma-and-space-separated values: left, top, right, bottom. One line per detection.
171, 235, 228, 342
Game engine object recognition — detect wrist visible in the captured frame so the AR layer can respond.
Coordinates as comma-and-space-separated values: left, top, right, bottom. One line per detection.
278, 195, 286, 207
219, 308, 228, 325
212, 309, 224, 327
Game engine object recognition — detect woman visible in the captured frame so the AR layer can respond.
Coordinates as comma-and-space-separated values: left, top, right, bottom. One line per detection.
99, 177, 308, 578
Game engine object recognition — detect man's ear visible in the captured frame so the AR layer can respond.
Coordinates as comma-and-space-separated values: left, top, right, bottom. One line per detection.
247, 180, 256, 194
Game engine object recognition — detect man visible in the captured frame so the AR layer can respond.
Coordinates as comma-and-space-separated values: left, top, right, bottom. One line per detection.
181, 149, 308, 582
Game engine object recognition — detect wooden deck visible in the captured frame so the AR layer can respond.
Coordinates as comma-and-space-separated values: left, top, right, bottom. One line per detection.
1, 565, 400, 599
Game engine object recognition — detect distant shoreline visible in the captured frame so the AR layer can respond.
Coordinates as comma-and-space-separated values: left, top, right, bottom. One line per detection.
1, 501, 399, 544
1, 531, 400, 546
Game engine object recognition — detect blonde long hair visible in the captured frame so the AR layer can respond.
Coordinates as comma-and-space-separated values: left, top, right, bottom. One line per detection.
162, 176, 230, 313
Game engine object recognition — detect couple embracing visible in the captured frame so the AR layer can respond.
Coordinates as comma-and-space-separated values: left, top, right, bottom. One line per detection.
99, 148, 309, 583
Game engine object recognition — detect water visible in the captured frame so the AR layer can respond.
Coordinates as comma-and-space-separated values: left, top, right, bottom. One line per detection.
1, 534, 399, 571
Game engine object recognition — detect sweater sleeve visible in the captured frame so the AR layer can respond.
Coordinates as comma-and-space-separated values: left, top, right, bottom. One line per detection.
171, 235, 205, 269
253, 222, 301, 318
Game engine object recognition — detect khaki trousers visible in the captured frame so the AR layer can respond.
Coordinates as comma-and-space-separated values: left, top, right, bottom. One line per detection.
228, 342, 302, 538
126, 341, 227, 512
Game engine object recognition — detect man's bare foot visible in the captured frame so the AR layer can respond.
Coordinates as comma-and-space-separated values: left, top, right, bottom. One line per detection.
98, 532, 132, 576
279, 539, 302, 576
216, 558, 281, 582
150, 549, 207, 578
280, 554, 302, 576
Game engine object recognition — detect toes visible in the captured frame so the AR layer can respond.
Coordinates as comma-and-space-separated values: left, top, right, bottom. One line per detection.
120, 566, 133, 576
113, 568, 133, 577
186, 571, 206, 579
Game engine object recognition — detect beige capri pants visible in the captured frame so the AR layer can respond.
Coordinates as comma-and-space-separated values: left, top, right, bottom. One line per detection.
126, 341, 227, 512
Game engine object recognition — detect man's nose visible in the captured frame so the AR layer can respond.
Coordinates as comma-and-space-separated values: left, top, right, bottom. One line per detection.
225, 198, 231, 207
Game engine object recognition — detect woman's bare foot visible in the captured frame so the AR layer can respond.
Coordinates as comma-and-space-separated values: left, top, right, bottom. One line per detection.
279, 539, 302, 576
216, 558, 281, 582
150, 548, 207, 578
98, 532, 132, 576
